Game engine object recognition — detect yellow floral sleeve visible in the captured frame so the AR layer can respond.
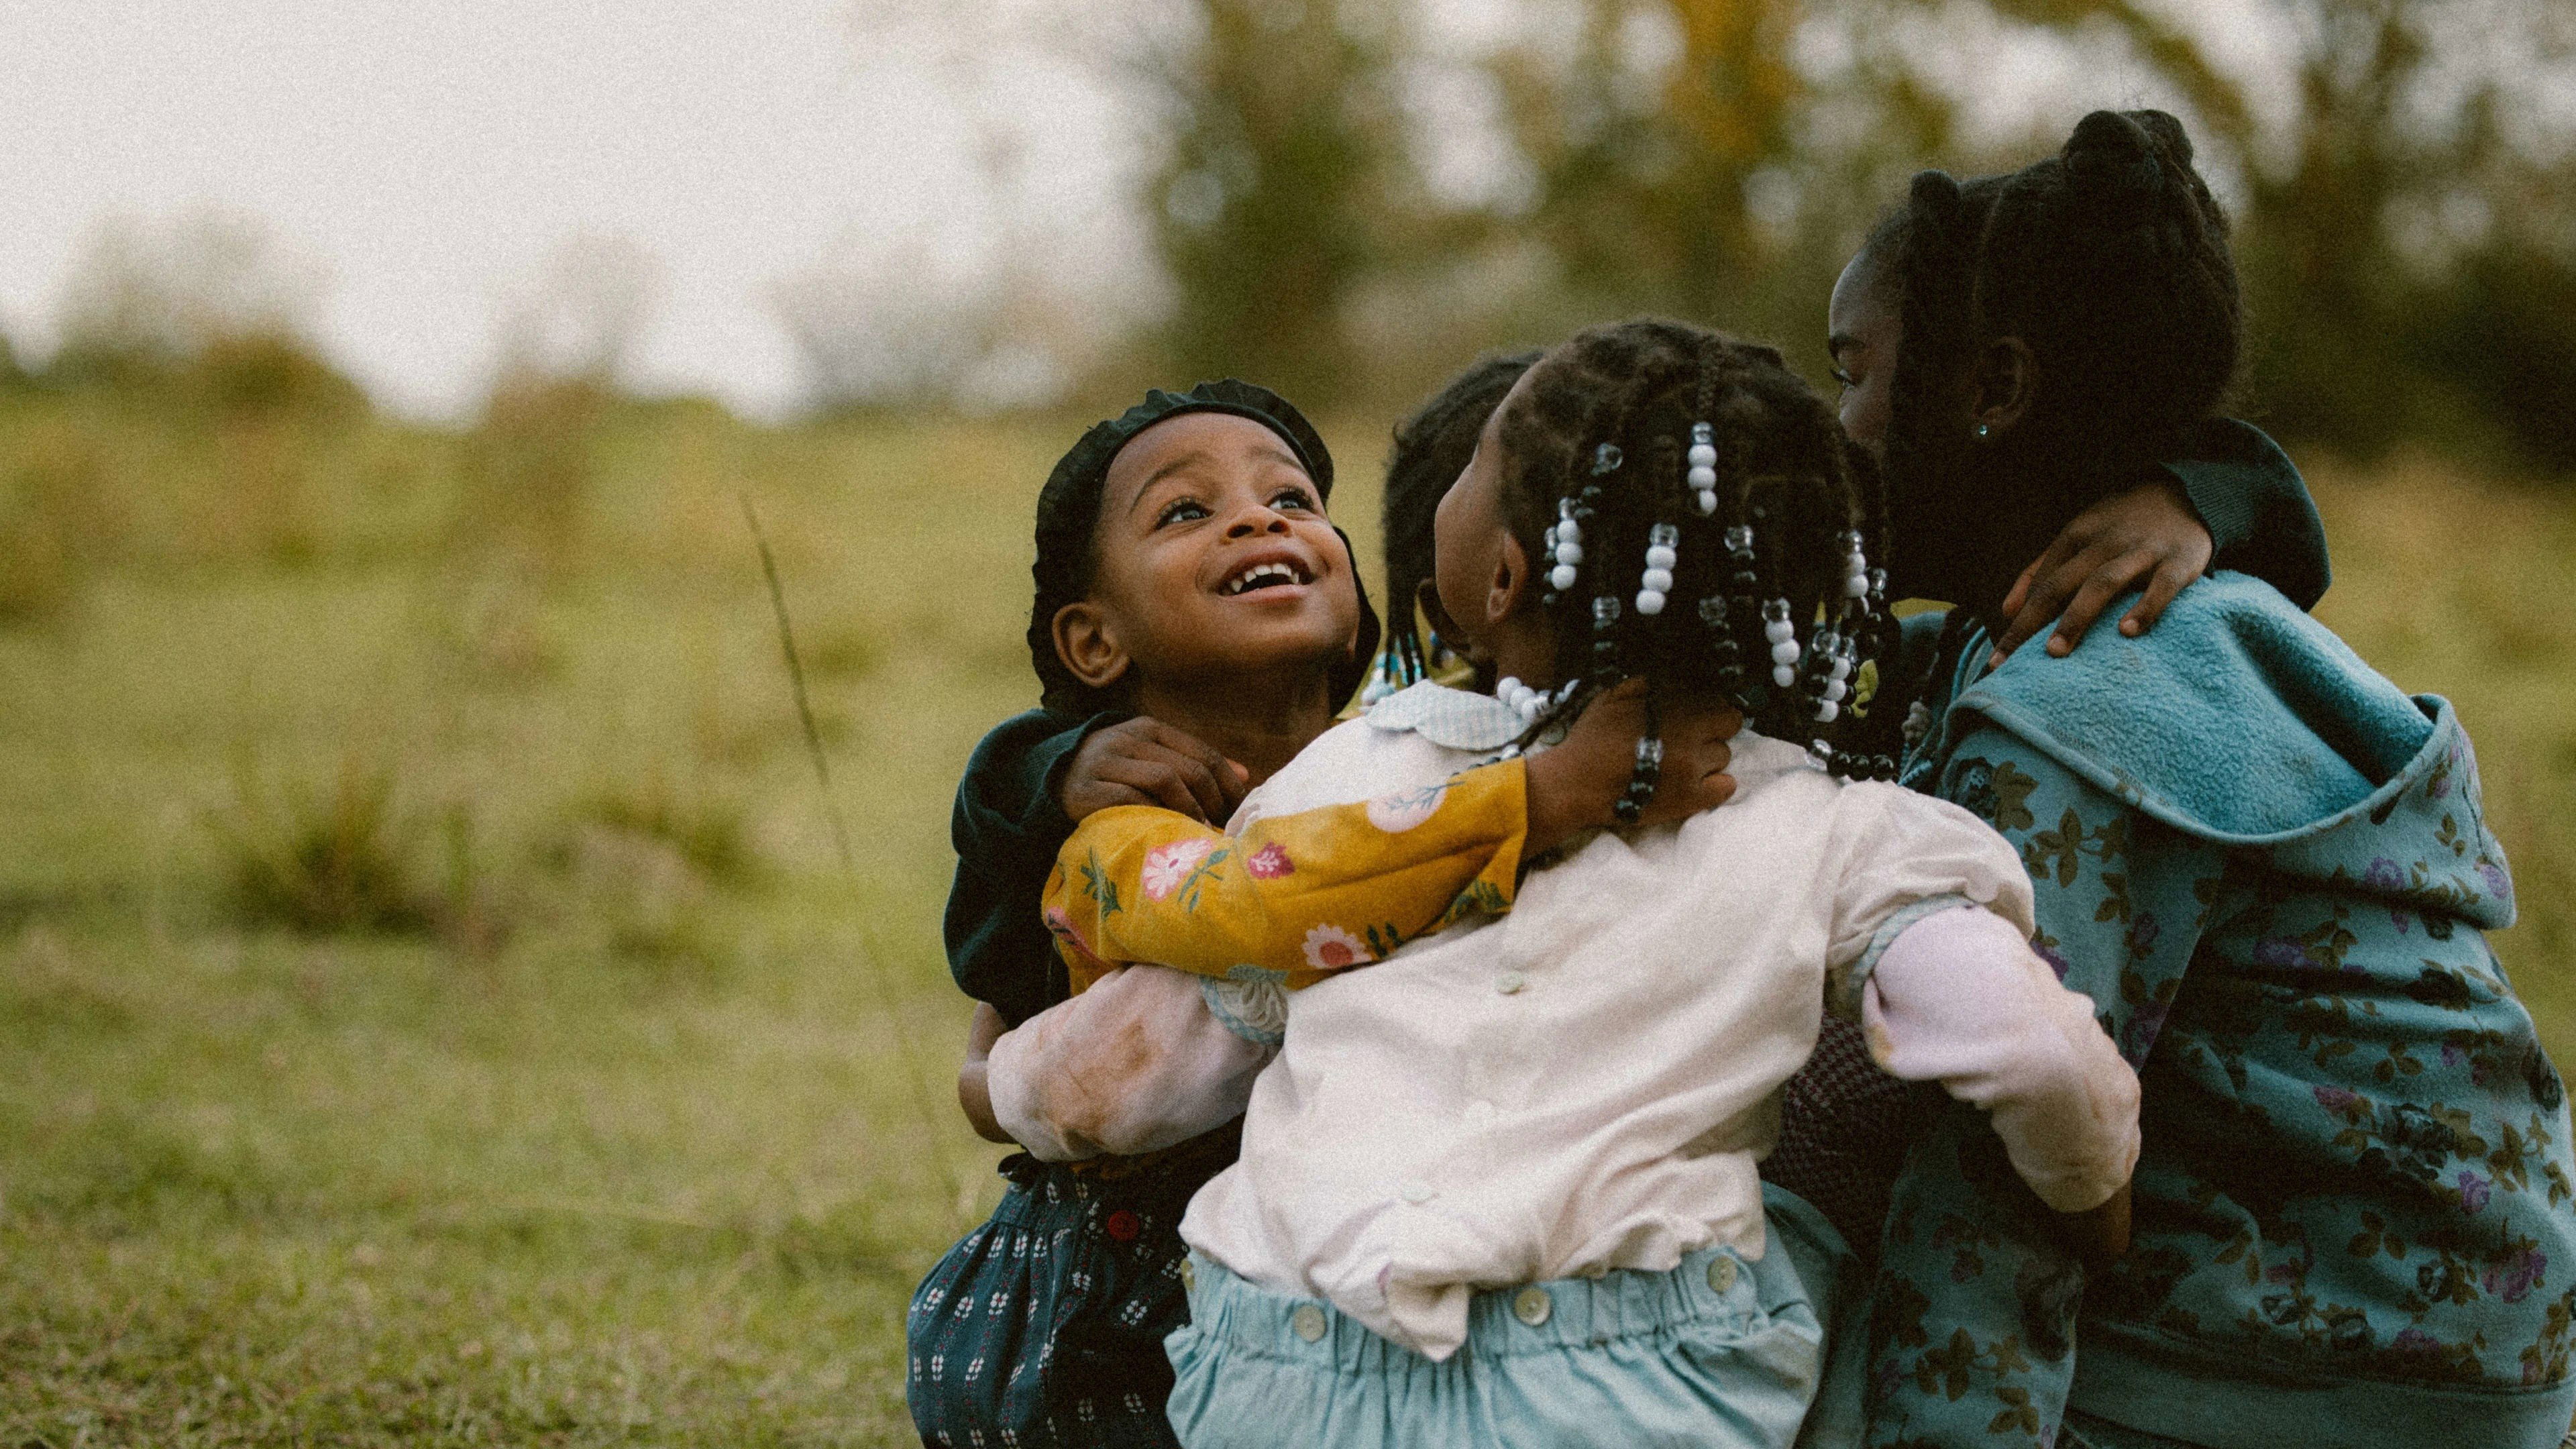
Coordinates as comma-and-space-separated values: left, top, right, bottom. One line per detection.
1042, 759, 1528, 996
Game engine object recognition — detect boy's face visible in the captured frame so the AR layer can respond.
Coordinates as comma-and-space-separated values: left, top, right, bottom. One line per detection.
1059, 412, 1360, 697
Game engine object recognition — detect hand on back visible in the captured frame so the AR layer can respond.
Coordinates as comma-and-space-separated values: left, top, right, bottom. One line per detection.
1989, 478, 2212, 669
1059, 717, 1249, 825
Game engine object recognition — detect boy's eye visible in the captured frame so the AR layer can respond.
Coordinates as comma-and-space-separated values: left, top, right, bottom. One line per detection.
1829, 366, 1857, 390
1269, 487, 1317, 513
1156, 498, 1211, 527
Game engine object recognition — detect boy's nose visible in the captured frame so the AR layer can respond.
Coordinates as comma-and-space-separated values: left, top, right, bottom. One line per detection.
1226, 508, 1292, 537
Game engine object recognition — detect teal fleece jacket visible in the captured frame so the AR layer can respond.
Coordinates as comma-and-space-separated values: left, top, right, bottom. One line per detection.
1866, 574, 2576, 1449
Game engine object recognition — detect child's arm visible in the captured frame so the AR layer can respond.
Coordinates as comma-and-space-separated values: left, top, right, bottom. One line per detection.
1986, 417, 2329, 665
1042, 688, 1746, 994
985, 966, 1271, 1161
1821, 789, 2141, 1232
1858, 903, 2139, 1229
955, 1002, 1015, 1146
1043, 759, 1532, 994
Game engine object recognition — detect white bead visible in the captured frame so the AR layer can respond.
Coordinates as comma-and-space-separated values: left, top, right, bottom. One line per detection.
1773, 663, 1797, 688
1764, 618, 1794, 644
1845, 551, 1867, 574
1688, 443, 1717, 468
1640, 568, 1674, 594
1550, 564, 1578, 591
1829, 657, 1852, 681
1555, 541, 1584, 566
1771, 639, 1801, 665
1558, 519, 1581, 543
1823, 679, 1848, 702
1645, 545, 1677, 570
1845, 575, 1870, 598
1815, 700, 1841, 723
1635, 590, 1666, 615
1695, 490, 1717, 515
1687, 465, 1717, 490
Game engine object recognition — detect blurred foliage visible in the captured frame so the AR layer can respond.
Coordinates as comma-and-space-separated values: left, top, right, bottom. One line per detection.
1110, 0, 2576, 476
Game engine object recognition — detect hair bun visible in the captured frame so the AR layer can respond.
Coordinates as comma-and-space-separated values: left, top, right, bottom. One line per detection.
2063, 110, 2165, 227
1907, 169, 1965, 231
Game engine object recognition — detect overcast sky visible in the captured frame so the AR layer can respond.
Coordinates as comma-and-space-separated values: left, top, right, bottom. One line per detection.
1, 0, 2443, 422
0, 0, 1141, 419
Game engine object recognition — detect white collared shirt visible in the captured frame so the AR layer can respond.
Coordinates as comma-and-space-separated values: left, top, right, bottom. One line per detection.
1178, 684, 2040, 1360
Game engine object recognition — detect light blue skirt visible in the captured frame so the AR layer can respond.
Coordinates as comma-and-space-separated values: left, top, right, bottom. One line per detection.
1163, 1184, 1866, 1449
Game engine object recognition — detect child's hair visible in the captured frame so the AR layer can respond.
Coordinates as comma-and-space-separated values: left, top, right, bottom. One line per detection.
1498, 319, 1899, 806
1871, 109, 2239, 509
1026, 379, 1379, 716
1374, 351, 1540, 697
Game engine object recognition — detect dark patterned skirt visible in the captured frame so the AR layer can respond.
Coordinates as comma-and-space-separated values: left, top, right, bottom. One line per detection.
907, 1124, 1237, 1448
1760, 1014, 1933, 1265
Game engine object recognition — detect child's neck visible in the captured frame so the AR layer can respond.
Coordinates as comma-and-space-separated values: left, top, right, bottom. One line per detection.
1134, 674, 1338, 790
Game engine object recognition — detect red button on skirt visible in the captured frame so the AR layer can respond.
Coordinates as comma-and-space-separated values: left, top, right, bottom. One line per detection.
1104, 1210, 1142, 1242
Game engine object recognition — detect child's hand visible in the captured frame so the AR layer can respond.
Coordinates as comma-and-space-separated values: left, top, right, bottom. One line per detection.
2055, 1180, 2133, 1269
1988, 478, 2211, 669
1061, 718, 1250, 824
1525, 680, 1742, 855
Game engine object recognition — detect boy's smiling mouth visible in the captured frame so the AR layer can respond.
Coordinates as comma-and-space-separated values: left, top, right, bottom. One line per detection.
1218, 555, 1316, 596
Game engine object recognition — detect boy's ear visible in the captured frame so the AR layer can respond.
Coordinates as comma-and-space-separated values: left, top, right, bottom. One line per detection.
1972, 335, 2037, 437
1052, 600, 1130, 693
1484, 530, 1532, 627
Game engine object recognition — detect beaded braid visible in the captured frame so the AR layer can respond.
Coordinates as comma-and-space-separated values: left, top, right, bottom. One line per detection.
1496, 320, 1900, 817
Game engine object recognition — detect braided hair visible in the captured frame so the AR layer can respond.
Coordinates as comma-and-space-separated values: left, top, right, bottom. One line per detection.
1871, 109, 2241, 551
1373, 351, 1540, 698
1497, 319, 1900, 814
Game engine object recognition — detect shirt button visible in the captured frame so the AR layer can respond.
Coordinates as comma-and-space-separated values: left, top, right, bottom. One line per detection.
1495, 971, 1527, 995
1707, 1256, 1739, 1294
1180, 1258, 1197, 1291
1512, 1286, 1552, 1327
1399, 1179, 1435, 1204
1291, 1303, 1328, 1342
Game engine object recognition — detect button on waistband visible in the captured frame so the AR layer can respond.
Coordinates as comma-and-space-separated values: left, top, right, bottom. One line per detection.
1291, 1303, 1328, 1342
1512, 1285, 1552, 1326
1707, 1255, 1739, 1293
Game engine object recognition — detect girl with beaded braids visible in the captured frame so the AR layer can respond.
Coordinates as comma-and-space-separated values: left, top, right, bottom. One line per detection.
1831, 111, 2575, 1449
1028, 319, 2142, 1449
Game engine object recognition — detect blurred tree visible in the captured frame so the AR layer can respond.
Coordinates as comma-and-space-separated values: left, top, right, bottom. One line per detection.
1132, 0, 1411, 401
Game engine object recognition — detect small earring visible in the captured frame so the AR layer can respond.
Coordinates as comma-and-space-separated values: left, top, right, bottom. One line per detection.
1974, 423, 1992, 439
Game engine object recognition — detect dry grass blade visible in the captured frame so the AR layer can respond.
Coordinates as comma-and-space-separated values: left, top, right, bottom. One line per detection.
739, 487, 967, 1232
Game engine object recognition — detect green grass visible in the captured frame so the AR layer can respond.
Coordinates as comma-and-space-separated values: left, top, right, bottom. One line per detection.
0, 391, 2569, 1444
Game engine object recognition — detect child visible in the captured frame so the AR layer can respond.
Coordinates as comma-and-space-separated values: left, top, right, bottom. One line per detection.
1827, 110, 2576, 1449
909, 380, 1729, 1449
1036, 321, 2145, 1448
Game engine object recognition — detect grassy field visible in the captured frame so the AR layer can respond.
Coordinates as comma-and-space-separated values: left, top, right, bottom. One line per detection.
1, 384, 2571, 1445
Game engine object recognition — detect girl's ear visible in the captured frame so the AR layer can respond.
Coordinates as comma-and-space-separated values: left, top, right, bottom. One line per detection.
1484, 529, 1532, 627
1972, 335, 2037, 437
1052, 600, 1130, 693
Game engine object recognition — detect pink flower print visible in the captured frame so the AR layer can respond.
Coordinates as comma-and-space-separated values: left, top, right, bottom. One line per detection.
2312, 1084, 2365, 1118
2457, 1170, 2493, 1215
1302, 924, 1373, 972
2484, 1246, 2546, 1303
1246, 842, 1293, 879
1140, 837, 1215, 902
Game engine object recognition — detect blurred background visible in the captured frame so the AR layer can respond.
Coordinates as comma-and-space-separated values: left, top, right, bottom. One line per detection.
2, 0, 2571, 1442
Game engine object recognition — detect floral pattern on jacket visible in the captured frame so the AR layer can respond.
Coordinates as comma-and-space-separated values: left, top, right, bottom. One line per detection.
1864, 643, 2576, 1448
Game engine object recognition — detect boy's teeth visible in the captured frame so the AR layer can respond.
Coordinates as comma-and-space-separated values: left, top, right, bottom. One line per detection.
1224, 563, 1303, 595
